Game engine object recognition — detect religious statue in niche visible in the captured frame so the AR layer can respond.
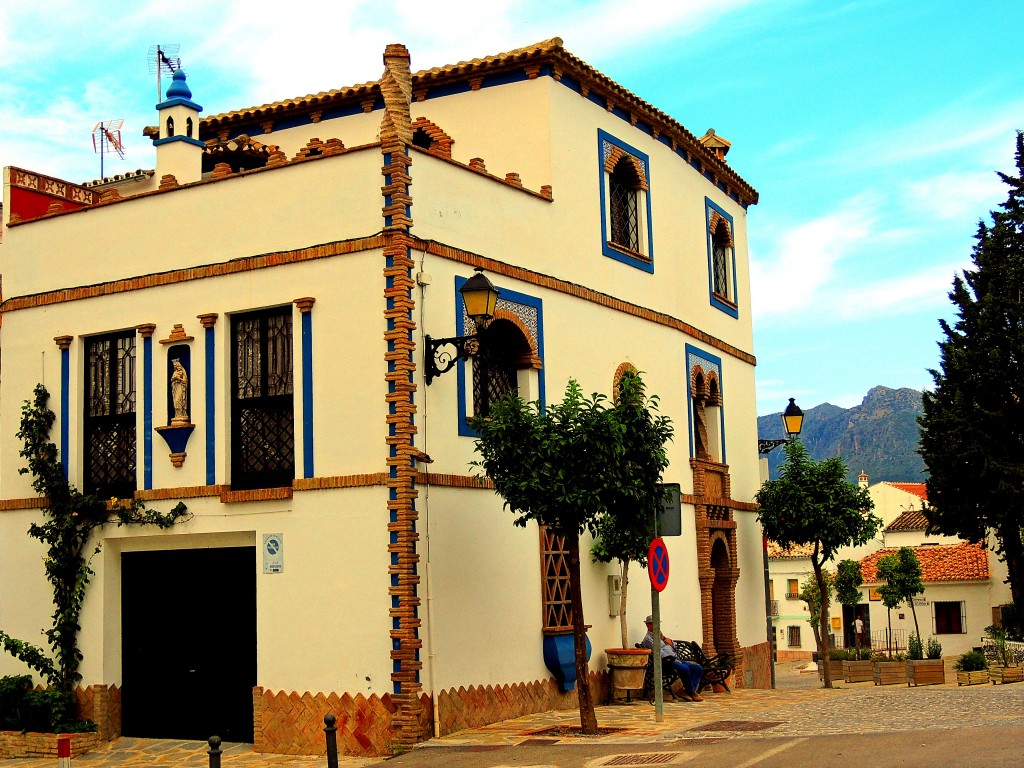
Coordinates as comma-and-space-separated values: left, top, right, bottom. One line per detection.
171, 359, 189, 424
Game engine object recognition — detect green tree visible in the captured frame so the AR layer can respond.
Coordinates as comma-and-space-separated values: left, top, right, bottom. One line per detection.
755, 440, 880, 687
472, 380, 636, 733
0, 385, 188, 729
799, 570, 834, 660
919, 131, 1024, 614
834, 559, 864, 653
876, 547, 924, 651
590, 370, 674, 648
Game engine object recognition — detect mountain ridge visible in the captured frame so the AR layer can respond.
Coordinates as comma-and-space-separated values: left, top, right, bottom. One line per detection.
758, 385, 925, 483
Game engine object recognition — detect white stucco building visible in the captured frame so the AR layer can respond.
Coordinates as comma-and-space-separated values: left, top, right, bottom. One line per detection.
1, 39, 769, 754
768, 475, 1012, 660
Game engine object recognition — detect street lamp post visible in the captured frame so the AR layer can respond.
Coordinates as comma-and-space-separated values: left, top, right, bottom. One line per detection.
758, 397, 804, 688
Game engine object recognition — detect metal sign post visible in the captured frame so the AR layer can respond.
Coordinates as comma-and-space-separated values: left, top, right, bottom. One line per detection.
648, 537, 670, 722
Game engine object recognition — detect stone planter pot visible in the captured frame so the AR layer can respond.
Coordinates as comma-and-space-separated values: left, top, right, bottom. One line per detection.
957, 670, 989, 686
872, 660, 907, 685
906, 658, 945, 686
842, 659, 874, 683
606, 647, 651, 696
988, 666, 1023, 685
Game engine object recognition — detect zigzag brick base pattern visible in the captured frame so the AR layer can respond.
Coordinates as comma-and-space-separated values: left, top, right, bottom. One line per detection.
436, 671, 610, 737
253, 687, 432, 757
75, 683, 121, 740
0, 730, 101, 759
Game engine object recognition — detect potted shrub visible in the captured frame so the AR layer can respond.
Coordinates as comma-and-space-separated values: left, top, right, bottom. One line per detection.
986, 626, 1023, 685
955, 649, 988, 685
906, 634, 945, 686
872, 650, 907, 685
842, 646, 874, 683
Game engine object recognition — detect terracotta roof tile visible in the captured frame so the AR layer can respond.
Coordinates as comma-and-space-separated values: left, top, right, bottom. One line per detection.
884, 509, 930, 532
859, 542, 989, 583
199, 38, 758, 206
884, 482, 928, 500
767, 541, 815, 559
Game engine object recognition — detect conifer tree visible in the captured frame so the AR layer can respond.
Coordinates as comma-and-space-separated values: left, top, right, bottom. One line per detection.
919, 131, 1024, 617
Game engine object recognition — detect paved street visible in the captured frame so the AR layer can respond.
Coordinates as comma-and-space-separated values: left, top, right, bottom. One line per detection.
3, 663, 1023, 767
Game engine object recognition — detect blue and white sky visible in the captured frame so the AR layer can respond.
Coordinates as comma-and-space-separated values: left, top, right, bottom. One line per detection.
2, 0, 1021, 414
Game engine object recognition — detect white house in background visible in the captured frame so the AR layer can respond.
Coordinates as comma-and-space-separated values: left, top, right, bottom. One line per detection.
768, 473, 1012, 659
1, 38, 769, 756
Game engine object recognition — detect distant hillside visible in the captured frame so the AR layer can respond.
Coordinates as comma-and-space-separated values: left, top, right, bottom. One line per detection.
758, 386, 926, 483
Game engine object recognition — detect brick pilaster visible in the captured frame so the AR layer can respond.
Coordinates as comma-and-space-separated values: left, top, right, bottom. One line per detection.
379, 42, 426, 748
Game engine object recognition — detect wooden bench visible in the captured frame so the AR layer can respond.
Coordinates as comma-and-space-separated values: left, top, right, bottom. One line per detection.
674, 640, 733, 693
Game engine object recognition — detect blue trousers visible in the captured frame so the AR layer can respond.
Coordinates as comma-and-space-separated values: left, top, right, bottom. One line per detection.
667, 658, 704, 694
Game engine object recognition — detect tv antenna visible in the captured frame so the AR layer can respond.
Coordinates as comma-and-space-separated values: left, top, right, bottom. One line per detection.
92, 119, 125, 179
148, 44, 181, 102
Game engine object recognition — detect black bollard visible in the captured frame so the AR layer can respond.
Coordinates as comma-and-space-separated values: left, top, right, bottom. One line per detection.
208, 735, 222, 768
324, 714, 338, 768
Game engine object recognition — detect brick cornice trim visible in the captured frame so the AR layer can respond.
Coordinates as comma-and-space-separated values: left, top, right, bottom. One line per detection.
136, 485, 228, 501
415, 239, 756, 366
1, 236, 386, 313
293, 473, 388, 490
680, 493, 756, 512
410, 145, 553, 201
415, 472, 493, 488
0, 497, 50, 512
220, 487, 294, 503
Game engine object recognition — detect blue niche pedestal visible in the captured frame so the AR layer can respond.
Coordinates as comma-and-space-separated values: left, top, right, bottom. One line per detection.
156, 423, 195, 467
542, 632, 592, 692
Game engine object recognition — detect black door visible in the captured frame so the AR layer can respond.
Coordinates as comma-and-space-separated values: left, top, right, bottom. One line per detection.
122, 547, 256, 742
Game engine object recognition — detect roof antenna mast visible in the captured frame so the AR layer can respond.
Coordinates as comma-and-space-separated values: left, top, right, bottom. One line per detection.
148, 44, 181, 102
91, 119, 125, 180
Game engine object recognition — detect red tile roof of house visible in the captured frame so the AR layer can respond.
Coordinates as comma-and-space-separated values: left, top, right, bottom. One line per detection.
884, 509, 930, 532
884, 482, 928, 500
860, 542, 989, 583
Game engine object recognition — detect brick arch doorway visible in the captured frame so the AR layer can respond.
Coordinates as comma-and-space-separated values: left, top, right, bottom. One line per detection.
709, 535, 737, 657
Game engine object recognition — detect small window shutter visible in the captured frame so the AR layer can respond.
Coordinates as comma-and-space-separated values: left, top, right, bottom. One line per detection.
960, 601, 967, 634
931, 602, 937, 635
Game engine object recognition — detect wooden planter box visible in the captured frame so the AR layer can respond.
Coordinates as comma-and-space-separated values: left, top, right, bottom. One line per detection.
843, 659, 874, 683
906, 658, 945, 686
873, 660, 907, 685
957, 670, 989, 686
816, 660, 844, 680
988, 666, 1024, 685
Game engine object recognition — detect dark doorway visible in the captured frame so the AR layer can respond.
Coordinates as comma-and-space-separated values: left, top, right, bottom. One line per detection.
842, 603, 871, 651
122, 547, 256, 742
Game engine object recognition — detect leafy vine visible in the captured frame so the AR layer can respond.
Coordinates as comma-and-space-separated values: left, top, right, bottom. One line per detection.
0, 384, 189, 712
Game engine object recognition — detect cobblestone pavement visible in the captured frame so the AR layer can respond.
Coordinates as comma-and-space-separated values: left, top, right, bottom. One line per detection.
3, 664, 1023, 766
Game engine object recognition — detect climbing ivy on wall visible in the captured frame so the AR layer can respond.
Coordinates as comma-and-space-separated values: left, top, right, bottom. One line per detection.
0, 384, 189, 708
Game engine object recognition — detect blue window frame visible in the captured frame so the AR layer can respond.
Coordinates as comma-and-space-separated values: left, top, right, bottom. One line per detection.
706, 198, 739, 318
598, 129, 654, 273
685, 345, 726, 463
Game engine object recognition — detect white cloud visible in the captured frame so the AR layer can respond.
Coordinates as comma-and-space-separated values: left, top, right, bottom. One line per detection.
902, 170, 1006, 222
750, 196, 878, 319
825, 262, 965, 321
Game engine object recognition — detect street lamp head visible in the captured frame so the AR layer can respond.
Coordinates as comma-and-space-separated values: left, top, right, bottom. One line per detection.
459, 268, 500, 328
782, 397, 804, 438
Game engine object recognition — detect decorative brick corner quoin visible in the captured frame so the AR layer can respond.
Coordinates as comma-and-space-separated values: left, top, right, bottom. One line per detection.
379, 42, 426, 749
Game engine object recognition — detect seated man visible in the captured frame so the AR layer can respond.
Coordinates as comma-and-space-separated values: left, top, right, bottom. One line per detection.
641, 615, 704, 701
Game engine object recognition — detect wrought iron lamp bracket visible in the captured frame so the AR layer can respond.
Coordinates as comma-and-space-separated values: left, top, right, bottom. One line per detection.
424, 333, 480, 385
758, 438, 790, 455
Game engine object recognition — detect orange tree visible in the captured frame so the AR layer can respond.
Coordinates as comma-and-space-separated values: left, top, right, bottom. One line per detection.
472, 376, 671, 733
755, 440, 880, 687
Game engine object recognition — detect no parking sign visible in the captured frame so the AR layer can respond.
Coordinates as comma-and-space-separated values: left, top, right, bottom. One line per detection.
648, 537, 669, 592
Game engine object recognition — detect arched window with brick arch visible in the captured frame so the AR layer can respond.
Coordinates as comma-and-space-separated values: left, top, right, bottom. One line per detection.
688, 348, 725, 464
706, 199, 738, 317
599, 130, 653, 272
472, 315, 539, 418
